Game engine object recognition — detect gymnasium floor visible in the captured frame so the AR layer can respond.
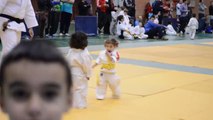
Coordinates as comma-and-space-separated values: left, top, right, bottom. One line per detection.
1, 33, 213, 120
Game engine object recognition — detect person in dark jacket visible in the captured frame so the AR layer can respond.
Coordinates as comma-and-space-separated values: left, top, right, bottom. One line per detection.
123, 0, 135, 18
37, 0, 52, 38
152, 0, 163, 24
209, 1, 213, 26
78, 0, 91, 16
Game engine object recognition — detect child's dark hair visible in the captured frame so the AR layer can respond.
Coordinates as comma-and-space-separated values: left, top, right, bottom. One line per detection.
192, 13, 196, 18
104, 38, 119, 47
150, 15, 155, 19
168, 21, 172, 25
69, 32, 88, 50
117, 15, 124, 21
0, 40, 72, 92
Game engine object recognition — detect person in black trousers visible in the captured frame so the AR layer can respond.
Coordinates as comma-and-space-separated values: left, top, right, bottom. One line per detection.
209, 1, 213, 26
37, 0, 52, 38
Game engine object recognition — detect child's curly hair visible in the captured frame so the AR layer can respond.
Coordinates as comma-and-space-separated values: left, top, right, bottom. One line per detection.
104, 38, 119, 48
69, 32, 88, 50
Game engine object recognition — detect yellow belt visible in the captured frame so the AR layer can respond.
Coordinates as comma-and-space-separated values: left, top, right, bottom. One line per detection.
101, 63, 115, 70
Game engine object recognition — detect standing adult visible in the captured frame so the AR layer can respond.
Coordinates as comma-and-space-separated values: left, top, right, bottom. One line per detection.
176, 0, 183, 33
123, 0, 135, 19
37, 0, 52, 38
0, 0, 38, 57
103, 0, 114, 35
113, 0, 124, 7
198, 0, 207, 20
179, 0, 189, 35
144, 0, 153, 24
209, 1, 213, 26
78, 0, 91, 16
97, 0, 111, 34
59, 0, 75, 36
152, 0, 164, 24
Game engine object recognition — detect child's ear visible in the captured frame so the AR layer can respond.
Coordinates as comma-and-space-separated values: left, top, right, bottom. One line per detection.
64, 91, 72, 112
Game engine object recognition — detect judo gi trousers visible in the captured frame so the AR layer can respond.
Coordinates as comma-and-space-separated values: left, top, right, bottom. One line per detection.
96, 72, 120, 99
0, 29, 21, 57
72, 75, 88, 109
189, 28, 196, 39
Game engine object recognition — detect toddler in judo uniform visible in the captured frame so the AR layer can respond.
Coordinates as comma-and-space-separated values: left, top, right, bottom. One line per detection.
166, 22, 177, 35
187, 14, 198, 40
66, 32, 92, 108
93, 38, 120, 100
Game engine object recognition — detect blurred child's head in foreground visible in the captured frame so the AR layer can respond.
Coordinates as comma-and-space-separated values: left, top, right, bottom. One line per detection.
0, 40, 72, 120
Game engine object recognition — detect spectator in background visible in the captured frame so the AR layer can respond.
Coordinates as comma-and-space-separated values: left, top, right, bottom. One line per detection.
163, 0, 171, 18
97, 0, 109, 34
144, 15, 167, 40
143, 0, 153, 24
104, 0, 114, 35
152, 0, 164, 24
116, 15, 133, 40
59, 0, 75, 37
166, 21, 177, 35
78, 0, 91, 16
209, 1, 213, 26
123, 0, 135, 19
46, 0, 61, 37
113, 0, 124, 7
37, 0, 52, 38
176, 0, 182, 19
110, 7, 120, 35
178, 0, 189, 35
97, 0, 114, 35
198, 0, 207, 20
176, 0, 183, 34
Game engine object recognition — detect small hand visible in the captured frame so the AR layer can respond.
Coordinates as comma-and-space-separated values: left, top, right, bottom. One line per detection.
92, 63, 98, 68
28, 28, 34, 40
105, 51, 112, 56
104, 4, 109, 7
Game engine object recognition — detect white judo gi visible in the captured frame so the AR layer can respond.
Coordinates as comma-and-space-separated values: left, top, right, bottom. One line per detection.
0, 0, 38, 57
95, 50, 120, 100
132, 26, 148, 39
187, 17, 198, 39
116, 20, 133, 40
113, 0, 124, 7
110, 11, 118, 35
66, 48, 92, 108
166, 24, 177, 35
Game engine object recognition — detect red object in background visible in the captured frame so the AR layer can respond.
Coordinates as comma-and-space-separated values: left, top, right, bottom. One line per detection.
145, 2, 152, 15
172, 0, 179, 9
98, 0, 107, 12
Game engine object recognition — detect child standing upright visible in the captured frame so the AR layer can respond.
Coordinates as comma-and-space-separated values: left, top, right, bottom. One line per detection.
66, 32, 93, 108
93, 38, 120, 100
187, 14, 198, 40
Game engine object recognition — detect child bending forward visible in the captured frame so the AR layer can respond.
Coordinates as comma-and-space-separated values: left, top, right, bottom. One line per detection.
93, 39, 120, 100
